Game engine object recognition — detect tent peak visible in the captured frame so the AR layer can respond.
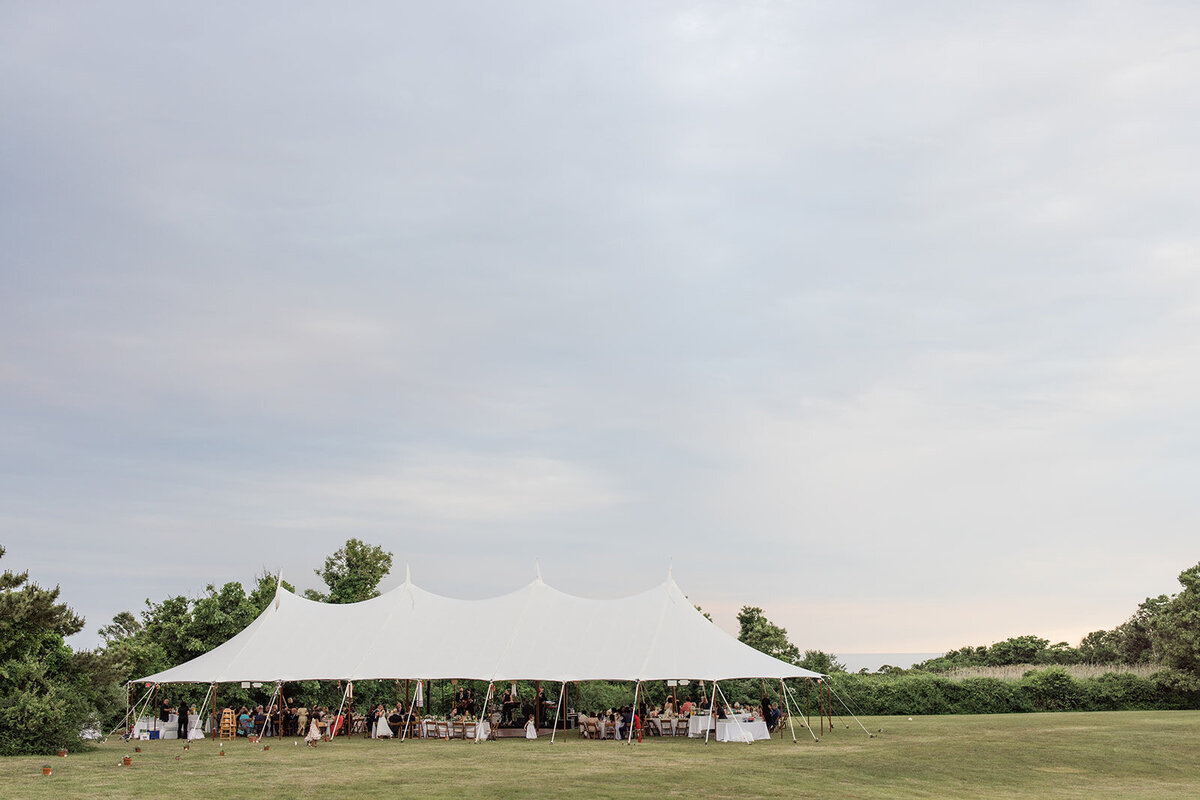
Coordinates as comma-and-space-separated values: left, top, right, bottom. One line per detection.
404, 563, 411, 585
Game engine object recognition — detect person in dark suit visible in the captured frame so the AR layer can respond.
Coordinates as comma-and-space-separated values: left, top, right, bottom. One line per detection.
177, 700, 189, 739
501, 687, 518, 726
534, 687, 547, 727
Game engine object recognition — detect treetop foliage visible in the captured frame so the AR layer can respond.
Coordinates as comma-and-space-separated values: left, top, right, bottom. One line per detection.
303, 538, 393, 604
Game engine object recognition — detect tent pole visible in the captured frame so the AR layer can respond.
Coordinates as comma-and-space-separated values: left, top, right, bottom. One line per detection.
401, 680, 420, 742
715, 682, 752, 744
703, 681, 717, 745
477, 682, 495, 742
550, 682, 566, 743
255, 681, 281, 740
781, 679, 798, 743
783, 682, 820, 742
627, 681, 641, 745
152, 683, 158, 733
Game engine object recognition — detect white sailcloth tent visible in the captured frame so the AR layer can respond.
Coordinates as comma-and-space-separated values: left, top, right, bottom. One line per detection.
135, 571, 823, 685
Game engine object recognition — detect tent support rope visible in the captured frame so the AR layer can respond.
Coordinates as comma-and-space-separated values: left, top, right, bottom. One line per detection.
826, 680, 873, 736
103, 682, 155, 743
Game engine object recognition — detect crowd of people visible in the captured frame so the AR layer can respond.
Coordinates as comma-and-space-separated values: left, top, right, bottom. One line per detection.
152, 687, 785, 744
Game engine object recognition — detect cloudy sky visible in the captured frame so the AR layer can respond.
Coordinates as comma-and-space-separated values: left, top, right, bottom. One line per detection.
3, 2, 1198, 657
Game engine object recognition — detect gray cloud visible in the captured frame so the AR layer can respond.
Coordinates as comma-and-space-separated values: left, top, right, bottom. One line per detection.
3, 2, 1199, 653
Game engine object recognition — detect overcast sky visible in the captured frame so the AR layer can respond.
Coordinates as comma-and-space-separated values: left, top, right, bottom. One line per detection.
3, 2, 1198, 656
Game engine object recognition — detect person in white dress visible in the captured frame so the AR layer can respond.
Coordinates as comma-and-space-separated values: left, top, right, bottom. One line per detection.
305, 716, 321, 747
524, 715, 538, 740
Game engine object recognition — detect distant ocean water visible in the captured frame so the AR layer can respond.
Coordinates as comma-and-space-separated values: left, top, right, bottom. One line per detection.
838, 653, 943, 673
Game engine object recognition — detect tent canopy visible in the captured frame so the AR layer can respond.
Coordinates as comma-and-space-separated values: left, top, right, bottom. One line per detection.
135, 573, 824, 684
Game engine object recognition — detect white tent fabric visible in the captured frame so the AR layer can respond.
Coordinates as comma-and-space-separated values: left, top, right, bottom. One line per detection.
135, 575, 824, 684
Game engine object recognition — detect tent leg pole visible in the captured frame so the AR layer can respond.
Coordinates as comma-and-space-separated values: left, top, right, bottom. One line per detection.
550, 682, 566, 743
627, 681, 640, 745
704, 682, 717, 745
715, 682, 752, 744
781, 679, 798, 743
401, 680, 421, 742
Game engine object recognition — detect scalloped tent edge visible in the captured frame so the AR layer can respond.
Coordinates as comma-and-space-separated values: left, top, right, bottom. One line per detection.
134, 574, 825, 684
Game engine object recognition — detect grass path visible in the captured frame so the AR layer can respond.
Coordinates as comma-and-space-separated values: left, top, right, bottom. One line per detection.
3, 711, 1199, 799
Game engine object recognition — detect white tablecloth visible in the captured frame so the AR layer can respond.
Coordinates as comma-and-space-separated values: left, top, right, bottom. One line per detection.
132, 714, 205, 740
688, 715, 715, 737
715, 719, 770, 742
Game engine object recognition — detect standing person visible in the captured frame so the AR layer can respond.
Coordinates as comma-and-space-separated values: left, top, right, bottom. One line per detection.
159, 698, 171, 731
524, 714, 538, 739
177, 700, 189, 740
534, 686, 546, 728
305, 714, 321, 746
501, 686, 517, 726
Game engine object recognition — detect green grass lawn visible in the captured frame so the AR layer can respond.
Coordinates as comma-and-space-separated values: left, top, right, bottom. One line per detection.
3, 712, 1200, 799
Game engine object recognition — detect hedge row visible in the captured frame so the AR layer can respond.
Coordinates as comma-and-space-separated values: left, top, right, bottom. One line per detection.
819, 668, 1200, 716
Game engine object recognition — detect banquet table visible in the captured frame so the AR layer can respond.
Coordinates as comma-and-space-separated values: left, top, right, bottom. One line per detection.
688, 714, 768, 740
687, 715, 715, 738
715, 718, 770, 742
132, 714, 205, 740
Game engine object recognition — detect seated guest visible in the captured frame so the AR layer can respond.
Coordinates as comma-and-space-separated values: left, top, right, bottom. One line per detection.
617, 706, 632, 740
388, 705, 403, 737
237, 707, 252, 736
253, 706, 267, 736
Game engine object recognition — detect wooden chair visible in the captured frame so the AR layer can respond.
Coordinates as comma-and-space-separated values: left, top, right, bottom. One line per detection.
219, 708, 236, 741
436, 720, 450, 740
675, 718, 688, 737
422, 719, 438, 739
451, 720, 465, 740
464, 721, 477, 741
351, 714, 367, 736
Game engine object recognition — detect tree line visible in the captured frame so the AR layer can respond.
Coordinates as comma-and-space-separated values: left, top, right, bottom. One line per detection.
3, 540, 1199, 755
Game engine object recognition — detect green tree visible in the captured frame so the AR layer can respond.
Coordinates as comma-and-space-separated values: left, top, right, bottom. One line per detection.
1114, 595, 1169, 664
797, 649, 846, 674
987, 635, 1050, 666
1078, 629, 1121, 663
0, 545, 121, 755
304, 539, 393, 604
1149, 563, 1200, 674
736, 606, 801, 664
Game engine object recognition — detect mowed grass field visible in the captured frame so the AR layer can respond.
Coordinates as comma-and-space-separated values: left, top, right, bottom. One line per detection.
4, 711, 1200, 799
